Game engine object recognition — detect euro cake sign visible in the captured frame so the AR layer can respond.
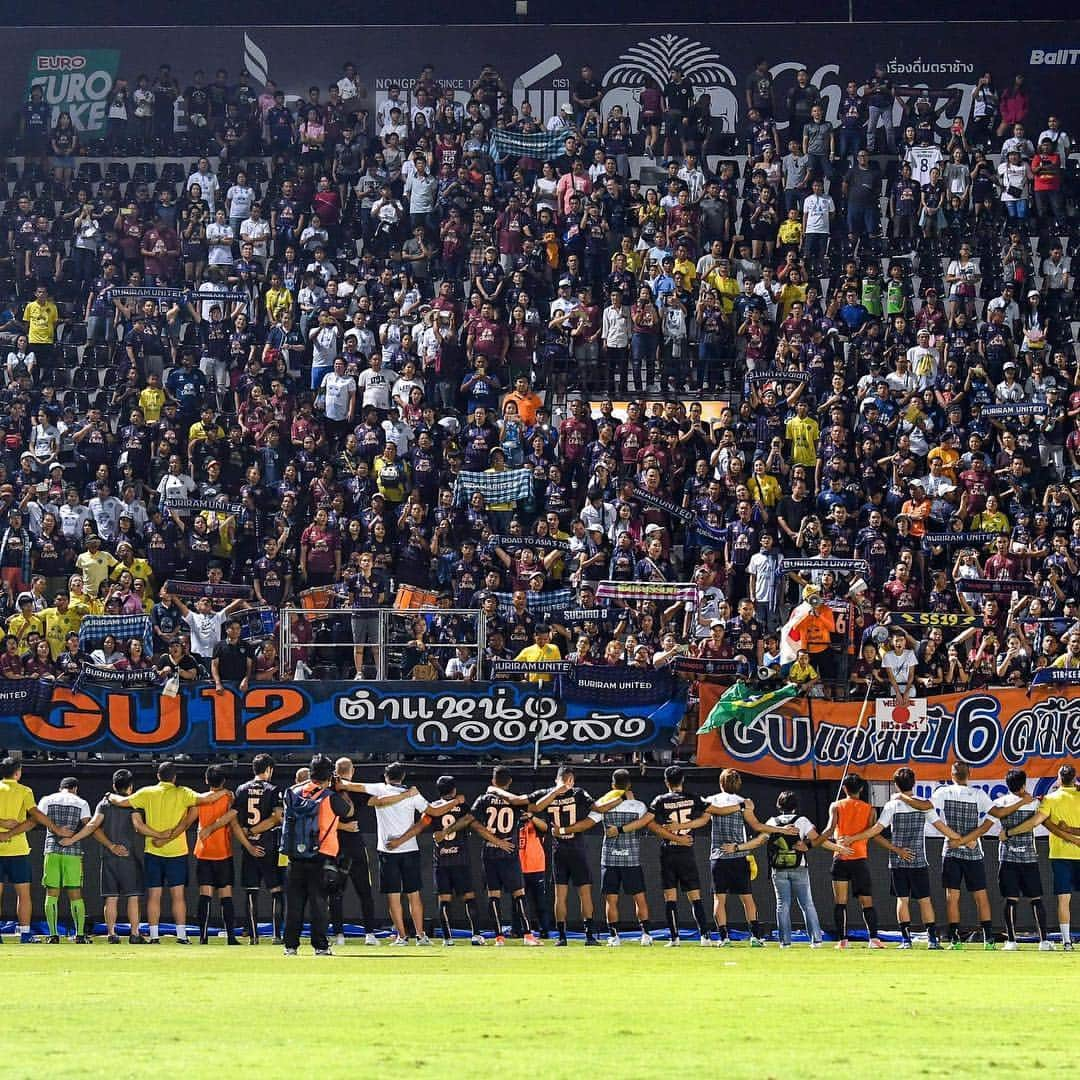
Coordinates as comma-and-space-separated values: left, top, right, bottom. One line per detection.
28, 49, 120, 133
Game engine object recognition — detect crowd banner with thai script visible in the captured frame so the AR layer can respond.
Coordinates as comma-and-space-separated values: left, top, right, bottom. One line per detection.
0, 675, 685, 755
697, 684, 1080, 780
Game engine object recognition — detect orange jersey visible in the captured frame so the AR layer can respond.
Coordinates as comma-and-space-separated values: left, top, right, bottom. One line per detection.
194, 791, 232, 860
800, 607, 836, 653
834, 797, 875, 861
518, 818, 546, 874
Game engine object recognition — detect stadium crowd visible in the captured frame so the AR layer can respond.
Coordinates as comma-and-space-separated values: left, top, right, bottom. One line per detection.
0, 57, 1077, 727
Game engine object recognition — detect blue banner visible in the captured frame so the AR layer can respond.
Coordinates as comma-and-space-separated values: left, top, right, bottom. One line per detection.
1, 675, 686, 756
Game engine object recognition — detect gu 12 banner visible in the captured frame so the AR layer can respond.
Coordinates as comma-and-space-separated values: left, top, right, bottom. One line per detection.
697, 684, 1080, 780
0, 671, 685, 756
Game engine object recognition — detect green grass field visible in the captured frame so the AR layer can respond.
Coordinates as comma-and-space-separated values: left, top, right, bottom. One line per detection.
2, 938, 1071, 1078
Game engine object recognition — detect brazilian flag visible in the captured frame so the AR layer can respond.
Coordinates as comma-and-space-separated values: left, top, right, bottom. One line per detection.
697, 680, 800, 735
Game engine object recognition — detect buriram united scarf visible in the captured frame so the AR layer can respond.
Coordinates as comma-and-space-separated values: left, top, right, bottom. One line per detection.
453, 469, 533, 506
632, 487, 728, 545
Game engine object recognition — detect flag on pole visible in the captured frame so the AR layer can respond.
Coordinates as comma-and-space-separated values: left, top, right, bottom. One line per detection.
697, 680, 800, 734
778, 601, 814, 667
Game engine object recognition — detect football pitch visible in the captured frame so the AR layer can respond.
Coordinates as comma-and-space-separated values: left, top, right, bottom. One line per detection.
1, 938, 1069, 1077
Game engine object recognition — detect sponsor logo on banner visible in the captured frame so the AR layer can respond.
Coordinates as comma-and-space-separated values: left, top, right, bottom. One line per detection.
27, 49, 119, 133
600, 34, 740, 133
697, 685, 1080, 780
875, 697, 928, 732
1030, 48, 1080, 66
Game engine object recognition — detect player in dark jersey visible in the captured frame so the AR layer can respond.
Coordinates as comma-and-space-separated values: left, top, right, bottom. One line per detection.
648, 765, 711, 946
234, 754, 285, 944
534, 765, 602, 946
389, 774, 510, 946
470, 767, 547, 946
556, 768, 691, 946
328, 757, 380, 946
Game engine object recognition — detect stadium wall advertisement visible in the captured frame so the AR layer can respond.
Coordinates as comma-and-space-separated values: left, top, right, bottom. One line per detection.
0, 668, 685, 755
697, 684, 1080, 780
2, 22, 1079, 135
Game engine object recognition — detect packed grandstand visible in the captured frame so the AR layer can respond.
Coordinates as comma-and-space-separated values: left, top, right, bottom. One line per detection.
0, 56, 1077, 759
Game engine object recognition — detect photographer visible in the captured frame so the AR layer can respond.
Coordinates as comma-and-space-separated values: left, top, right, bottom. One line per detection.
281, 754, 352, 957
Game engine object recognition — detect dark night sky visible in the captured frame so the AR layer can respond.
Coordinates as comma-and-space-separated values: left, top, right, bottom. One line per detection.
4, 1, 1079, 24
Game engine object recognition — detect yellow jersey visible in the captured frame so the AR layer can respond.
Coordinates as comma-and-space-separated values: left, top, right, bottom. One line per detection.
265, 287, 293, 324
127, 782, 199, 858
23, 299, 59, 344
139, 386, 166, 423
40, 606, 83, 659
76, 549, 118, 597
513, 642, 562, 685
705, 272, 740, 314
110, 558, 154, 587
1041, 787, 1080, 860
0, 779, 36, 857
785, 415, 820, 467
5, 611, 44, 648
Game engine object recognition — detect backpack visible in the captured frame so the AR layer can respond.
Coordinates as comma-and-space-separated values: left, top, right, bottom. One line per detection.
767, 814, 804, 871
280, 783, 334, 860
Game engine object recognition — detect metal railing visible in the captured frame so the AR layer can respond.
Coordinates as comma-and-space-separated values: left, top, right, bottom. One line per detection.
280, 605, 487, 682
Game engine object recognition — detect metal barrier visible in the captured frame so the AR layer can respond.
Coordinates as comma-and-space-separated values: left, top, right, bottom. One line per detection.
280, 605, 487, 682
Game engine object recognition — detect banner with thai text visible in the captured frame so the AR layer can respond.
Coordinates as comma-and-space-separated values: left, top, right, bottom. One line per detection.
697, 684, 1080, 780
0, 676, 685, 755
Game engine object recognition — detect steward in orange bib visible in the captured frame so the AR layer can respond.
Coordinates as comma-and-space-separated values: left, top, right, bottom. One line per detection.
281, 755, 350, 955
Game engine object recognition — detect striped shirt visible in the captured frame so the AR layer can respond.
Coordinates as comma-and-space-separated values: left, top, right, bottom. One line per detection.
877, 795, 938, 869
595, 800, 647, 868
707, 792, 747, 861
38, 790, 92, 856
994, 794, 1040, 865
932, 784, 992, 862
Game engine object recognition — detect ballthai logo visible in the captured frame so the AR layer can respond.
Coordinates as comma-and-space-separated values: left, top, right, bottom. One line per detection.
600, 34, 739, 134
1030, 48, 1080, 65
26, 49, 119, 134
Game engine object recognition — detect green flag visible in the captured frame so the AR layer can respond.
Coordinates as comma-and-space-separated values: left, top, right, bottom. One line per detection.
698, 680, 800, 735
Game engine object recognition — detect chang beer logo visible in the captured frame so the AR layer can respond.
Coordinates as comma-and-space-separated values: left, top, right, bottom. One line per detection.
28, 49, 119, 133
600, 34, 739, 133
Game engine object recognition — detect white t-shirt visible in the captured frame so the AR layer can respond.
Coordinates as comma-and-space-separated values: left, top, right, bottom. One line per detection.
802, 193, 834, 235
881, 647, 917, 695
357, 367, 397, 410
321, 372, 356, 421
206, 222, 234, 266
184, 609, 226, 658
365, 782, 429, 853
226, 185, 254, 220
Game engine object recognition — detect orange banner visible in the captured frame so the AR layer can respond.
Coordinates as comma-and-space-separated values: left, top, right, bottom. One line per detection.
696, 684, 1080, 780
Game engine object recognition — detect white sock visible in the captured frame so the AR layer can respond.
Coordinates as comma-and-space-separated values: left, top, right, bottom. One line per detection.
1062, 922, 1071, 942
18, 925, 29, 934
149, 925, 160, 940
176, 926, 187, 940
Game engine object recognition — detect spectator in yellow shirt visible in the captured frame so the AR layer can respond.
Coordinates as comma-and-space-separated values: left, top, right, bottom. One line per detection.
22, 283, 60, 364
6, 594, 44, 649
777, 208, 803, 250
40, 593, 81, 659
138, 373, 167, 423
513, 623, 562, 685
264, 274, 293, 324
785, 399, 820, 467
704, 260, 740, 314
